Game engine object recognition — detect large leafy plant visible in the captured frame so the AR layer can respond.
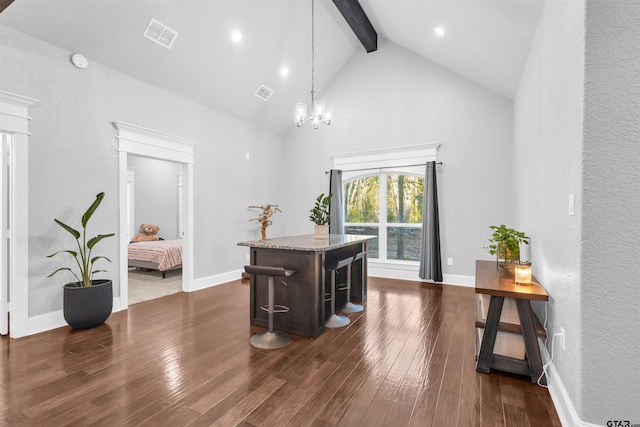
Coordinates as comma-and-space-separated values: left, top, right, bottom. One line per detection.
309, 193, 332, 225
485, 224, 530, 262
47, 192, 114, 287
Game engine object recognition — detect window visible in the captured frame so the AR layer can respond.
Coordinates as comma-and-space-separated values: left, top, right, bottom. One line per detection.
332, 144, 439, 265
344, 173, 424, 261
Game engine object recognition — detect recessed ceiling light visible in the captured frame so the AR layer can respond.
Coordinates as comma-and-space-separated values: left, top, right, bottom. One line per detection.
434, 26, 445, 37
280, 67, 289, 77
231, 31, 242, 43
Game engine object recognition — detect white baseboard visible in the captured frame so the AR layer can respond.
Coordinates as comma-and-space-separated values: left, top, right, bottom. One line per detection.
189, 269, 244, 292
23, 296, 125, 338
540, 341, 602, 427
368, 261, 474, 287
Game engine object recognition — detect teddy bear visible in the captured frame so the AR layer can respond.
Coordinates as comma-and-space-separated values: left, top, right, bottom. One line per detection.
130, 223, 160, 242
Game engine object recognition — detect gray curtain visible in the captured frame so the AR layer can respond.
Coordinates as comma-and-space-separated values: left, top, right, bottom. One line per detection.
419, 161, 443, 282
329, 169, 344, 234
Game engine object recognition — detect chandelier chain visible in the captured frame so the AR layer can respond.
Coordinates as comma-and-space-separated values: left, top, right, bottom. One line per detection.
311, 0, 315, 105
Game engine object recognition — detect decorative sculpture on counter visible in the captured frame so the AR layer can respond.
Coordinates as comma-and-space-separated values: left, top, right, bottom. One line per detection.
249, 204, 281, 240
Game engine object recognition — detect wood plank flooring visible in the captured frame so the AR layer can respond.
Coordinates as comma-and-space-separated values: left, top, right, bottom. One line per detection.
0, 277, 561, 426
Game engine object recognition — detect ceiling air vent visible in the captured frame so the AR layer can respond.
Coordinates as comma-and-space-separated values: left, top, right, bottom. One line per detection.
143, 18, 179, 49
254, 85, 274, 101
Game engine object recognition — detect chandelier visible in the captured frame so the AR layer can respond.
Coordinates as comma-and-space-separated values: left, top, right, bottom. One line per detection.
294, 0, 332, 129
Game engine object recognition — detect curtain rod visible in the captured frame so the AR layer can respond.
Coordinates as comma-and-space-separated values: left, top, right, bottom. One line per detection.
325, 162, 443, 174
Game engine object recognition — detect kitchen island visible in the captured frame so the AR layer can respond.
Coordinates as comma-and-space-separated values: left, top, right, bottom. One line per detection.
238, 234, 375, 338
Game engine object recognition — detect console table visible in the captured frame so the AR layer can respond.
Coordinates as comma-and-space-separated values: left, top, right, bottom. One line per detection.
238, 234, 375, 338
475, 260, 548, 384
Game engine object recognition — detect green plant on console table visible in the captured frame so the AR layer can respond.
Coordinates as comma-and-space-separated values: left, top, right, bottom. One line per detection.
309, 193, 332, 225
485, 224, 530, 262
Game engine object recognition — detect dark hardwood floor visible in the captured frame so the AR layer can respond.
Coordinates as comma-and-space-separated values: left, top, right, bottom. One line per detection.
0, 277, 561, 426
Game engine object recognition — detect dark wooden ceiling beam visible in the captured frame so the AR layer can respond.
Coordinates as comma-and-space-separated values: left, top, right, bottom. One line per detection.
0, 0, 16, 14
332, 0, 377, 53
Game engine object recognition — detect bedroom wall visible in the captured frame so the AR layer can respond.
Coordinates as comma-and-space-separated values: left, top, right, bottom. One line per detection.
282, 40, 514, 278
128, 155, 183, 241
0, 25, 285, 317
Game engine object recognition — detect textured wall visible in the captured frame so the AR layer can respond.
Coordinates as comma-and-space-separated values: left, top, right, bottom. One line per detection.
0, 25, 285, 315
513, 0, 585, 417
282, 41, 514, 277
582, 0, 640, 423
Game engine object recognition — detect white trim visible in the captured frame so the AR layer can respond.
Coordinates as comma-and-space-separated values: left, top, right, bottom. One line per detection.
24, 296, 126, 336
368, 260, 474, 287
540, 343, 601, 427
114, 121, 196, 164
332, 143, 440, 180
115, 121, 197, 310
127, 170, 136, 242
0, 90, 38, 338
190, 269, 244, 292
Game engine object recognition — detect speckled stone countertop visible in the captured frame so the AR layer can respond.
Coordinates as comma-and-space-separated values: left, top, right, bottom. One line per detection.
237, 234, 376, 252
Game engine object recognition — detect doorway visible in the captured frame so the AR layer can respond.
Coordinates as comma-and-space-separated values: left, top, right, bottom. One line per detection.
114, 121, 196, 310
1, 132, 11, 334
127, 155, 184, 304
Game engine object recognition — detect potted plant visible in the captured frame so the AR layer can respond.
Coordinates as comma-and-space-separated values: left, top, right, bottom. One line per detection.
485, 224, 530, 265
309, 193, 332, 238
47, 192, 115, 329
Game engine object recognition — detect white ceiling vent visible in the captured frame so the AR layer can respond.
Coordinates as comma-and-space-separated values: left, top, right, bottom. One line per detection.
254, 85, 274, 101
143, 18, 179, 49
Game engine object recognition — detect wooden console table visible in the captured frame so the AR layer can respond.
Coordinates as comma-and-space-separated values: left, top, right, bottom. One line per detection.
475, 260, 548, 384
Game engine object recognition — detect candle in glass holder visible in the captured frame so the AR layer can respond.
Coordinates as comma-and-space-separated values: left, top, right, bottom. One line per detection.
514, 265, 532, 285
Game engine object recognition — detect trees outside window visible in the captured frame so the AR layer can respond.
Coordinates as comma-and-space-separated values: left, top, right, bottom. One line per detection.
344, 173, 424, 262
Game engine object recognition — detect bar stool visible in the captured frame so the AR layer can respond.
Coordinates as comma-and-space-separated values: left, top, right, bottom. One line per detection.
340, 251, 365, 313
325, 257, 352, 328
244, 265, 296, 349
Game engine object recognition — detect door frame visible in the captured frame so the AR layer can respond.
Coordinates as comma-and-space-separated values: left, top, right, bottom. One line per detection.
0, 90, 38, 338
114, 121, 196, 309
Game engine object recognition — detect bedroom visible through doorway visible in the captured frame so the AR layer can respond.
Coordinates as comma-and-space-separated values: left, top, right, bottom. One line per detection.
127, 155, 184, 304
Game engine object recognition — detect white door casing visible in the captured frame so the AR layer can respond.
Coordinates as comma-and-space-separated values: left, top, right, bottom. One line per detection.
0, 90, 38, 338
114, 121, 196, 309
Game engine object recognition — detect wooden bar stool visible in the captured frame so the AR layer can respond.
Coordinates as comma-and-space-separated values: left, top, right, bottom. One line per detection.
340, 251, 365, 313
325, 257, 352, 328
244, 265, 296, 349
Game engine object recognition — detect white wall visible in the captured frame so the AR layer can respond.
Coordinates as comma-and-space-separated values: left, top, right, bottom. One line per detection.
515, 0, 640, 424
282, 40, 514, 277
581, 0, 640, 423
0, 25, 285, 316
514, 0, 585, 420
128, 155, 183, 240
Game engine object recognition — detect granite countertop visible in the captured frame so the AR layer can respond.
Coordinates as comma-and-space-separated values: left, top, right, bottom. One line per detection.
237, 234, 377, 252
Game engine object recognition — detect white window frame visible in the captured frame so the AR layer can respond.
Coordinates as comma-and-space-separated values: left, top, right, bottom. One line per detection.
332, 143, 439, 266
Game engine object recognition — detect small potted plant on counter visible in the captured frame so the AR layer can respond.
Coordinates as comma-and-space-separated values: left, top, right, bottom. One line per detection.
309, 193, 332, 238
47, 192, 115, 329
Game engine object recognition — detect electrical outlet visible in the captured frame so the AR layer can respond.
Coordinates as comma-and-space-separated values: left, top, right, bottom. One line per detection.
559, 327, 566, 351
447, 258, 453, 266
245, 253, 250, 261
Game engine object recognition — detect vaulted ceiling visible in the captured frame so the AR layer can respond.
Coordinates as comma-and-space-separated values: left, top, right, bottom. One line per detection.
0, 0, 544, 135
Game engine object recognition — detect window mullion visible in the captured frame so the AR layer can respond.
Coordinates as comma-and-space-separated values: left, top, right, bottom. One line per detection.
379, 172, 388, 261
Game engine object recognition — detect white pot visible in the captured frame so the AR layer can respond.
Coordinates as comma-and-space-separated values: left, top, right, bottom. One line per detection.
314, 224, 329, 238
